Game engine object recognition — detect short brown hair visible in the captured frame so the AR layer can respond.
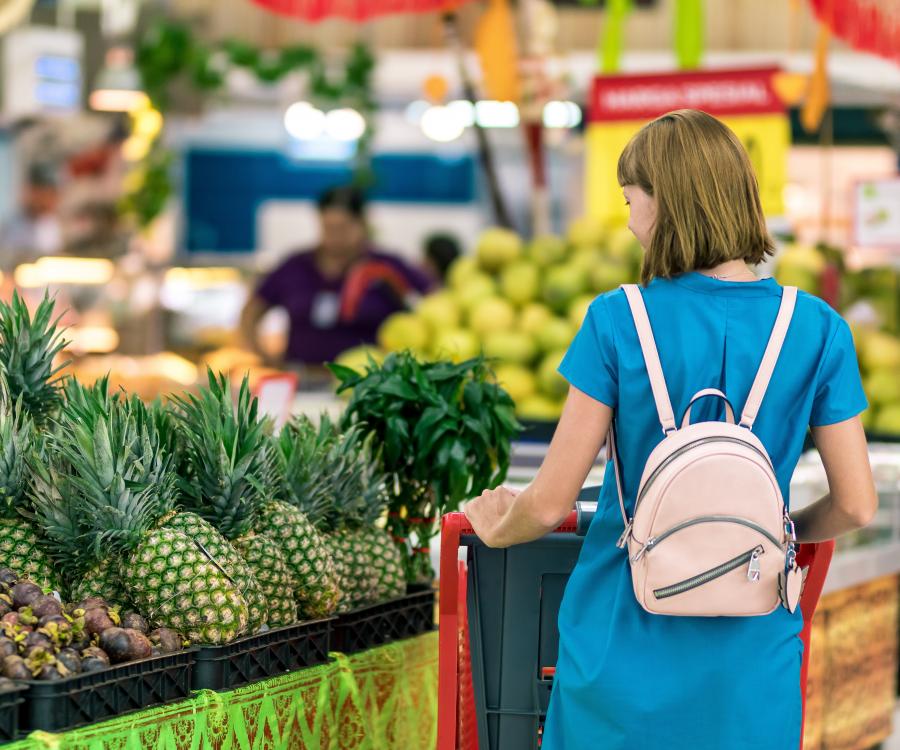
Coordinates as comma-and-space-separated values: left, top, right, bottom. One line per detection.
617, 109, 774, 285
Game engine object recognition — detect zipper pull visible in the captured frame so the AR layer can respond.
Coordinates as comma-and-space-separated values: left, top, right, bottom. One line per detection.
747, 548, 762, 583
631, 540, 653, 563
616, 519, 633, 549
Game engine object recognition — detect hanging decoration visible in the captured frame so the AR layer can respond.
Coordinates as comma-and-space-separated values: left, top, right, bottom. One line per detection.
807, 0, 900, 65
674, 0, 705, 69
599, 0, 632, 74
474, 0, 521, 103
119, 21, 376, 229
800, 23, 831, 134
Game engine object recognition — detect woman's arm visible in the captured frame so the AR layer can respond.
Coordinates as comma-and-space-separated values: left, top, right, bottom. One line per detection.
239, 295, 273, 360
791, 416, 877, 543
464, 386, 612, 548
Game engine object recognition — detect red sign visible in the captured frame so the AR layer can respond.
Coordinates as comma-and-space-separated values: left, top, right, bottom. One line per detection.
589, 67, 783, 123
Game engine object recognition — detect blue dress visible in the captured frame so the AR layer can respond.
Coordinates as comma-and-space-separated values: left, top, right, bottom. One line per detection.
543, 272, 867, 750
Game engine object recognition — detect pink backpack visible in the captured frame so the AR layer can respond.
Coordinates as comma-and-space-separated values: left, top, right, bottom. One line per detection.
611, 284, 806, 617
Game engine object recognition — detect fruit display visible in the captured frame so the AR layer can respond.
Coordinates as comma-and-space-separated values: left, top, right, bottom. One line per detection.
775, 245, 899, 437
367, 219, 642, 421
0, 568, 186, 682
0, 289, 450, 680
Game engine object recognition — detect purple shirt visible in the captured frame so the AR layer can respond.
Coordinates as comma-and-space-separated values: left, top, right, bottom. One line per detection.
256, 247, 432, 364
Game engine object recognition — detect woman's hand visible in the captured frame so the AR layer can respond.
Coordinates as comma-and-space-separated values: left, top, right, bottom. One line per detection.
464, 486, 520, 548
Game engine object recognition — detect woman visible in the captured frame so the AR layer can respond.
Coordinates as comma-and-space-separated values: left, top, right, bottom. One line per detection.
240, 185, 432, 365
464, 110, 877, 749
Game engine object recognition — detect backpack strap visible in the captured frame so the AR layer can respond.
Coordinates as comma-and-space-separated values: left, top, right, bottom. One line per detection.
739, 286, 798, 430
622, 285, 677, 435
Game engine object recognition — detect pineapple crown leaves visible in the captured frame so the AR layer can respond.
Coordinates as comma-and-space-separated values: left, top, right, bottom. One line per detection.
275, 415, 386, 532
0, 292, 69, 428
33, 379, 178, 563
170, 370, 272, 540
0, 377, 35, 520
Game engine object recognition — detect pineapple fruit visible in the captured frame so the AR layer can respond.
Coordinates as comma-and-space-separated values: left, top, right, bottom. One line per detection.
255, 499, 340, 619
275, 416, 403, 613
33, 379, 249, 644
0, 293, 67, 591
0, 396, 57, 591
170, 372, 296, 630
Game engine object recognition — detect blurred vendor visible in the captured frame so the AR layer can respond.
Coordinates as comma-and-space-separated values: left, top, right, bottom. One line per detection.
240, 185, 433, 365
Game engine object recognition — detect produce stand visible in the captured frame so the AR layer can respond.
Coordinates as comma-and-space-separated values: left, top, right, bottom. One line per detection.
0, 632, 438, 750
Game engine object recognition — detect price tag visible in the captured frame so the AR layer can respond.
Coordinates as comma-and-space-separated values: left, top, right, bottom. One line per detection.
253, 373, 298, 429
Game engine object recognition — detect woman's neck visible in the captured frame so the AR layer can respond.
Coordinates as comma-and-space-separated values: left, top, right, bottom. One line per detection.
696, 260, 756, 282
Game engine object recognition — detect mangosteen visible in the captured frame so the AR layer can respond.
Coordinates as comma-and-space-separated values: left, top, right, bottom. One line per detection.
1, 613, 18, 627
38, 614, 68, 628
30, 595, 62, 619
100, 628, 152, 664
2, 655, 29, 680
83, 608, 116, 637
120, 613, 148, 634
0, 638, 16, 659
80, 646, 109, 673
0, 570, 18, 587
56, 649, 81, 675
24, 632, 51, 651
0, 601, 11, 619
10, 582, 41, 610
148, 628, 183, 654
38, 664, 63, 681
76, 597, 109, 612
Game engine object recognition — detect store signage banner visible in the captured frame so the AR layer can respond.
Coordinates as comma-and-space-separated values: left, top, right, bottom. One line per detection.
854, 178, 900, 249
585, 67, 790, 225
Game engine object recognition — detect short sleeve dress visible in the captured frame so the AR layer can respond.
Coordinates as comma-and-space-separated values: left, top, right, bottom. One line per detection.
542, 272, 867, 750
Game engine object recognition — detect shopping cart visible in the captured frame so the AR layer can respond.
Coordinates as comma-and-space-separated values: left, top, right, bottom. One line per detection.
438, 497, 835, 750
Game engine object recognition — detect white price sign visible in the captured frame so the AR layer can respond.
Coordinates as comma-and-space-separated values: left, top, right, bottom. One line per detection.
854, 178, 900, 249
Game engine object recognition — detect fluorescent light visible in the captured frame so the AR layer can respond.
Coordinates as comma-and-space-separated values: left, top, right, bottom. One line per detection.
15, 257, 115, 287
90, 47, 147, 113
447, 100, 476, 127
66, 326, 120, 354
543, 100, 583, 129
284, 102, 325, 141
475, 100, 519, 128
421, 105, 466, 143
325, 108, 366, 142
90, 88, 149, 113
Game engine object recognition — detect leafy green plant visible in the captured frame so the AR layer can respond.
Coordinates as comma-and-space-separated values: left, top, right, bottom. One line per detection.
329, 352, 520, 582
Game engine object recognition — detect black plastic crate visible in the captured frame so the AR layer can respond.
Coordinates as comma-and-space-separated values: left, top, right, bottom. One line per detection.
0, 685, 25, 744
192, 618, 332, 692
20, 648, 196, 733
331, 587, 435, 654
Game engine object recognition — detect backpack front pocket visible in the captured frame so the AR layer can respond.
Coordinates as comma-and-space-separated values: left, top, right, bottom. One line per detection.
653, 545, 764, 600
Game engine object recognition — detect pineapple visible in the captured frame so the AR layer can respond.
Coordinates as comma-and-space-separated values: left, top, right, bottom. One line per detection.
0, 293, 67, 429
169, 372, 292, 630
275, 417, 391, 613
0, 388, 58, 591
233, 534, 297, 627
33, 379, 249, 644
255, 499, 340, 619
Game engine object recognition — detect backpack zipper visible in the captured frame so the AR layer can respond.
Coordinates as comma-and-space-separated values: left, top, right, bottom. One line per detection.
653, 545, 765, 600
636, 437, 775, 511
630, 515, 781, 562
